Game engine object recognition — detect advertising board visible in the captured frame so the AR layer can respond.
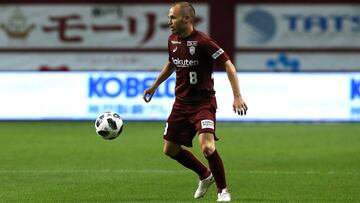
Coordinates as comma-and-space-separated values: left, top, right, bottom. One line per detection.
0, 4, 208, 48
236, 5, 360, 48
235, 52, 360, 72
0, 72, 359, 121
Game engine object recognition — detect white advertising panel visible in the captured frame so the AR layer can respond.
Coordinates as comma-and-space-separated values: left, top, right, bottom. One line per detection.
0, 4, 209, 48
0, 52, 168, 71
0, 72, 175, 120
0, 72, 359, 121
236, 5, 360, 48
235, 52, 360, 72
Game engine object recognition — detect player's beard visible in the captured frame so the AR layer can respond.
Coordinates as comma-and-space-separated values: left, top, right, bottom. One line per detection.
171, 24, 185, 36
170, 27, 177, 34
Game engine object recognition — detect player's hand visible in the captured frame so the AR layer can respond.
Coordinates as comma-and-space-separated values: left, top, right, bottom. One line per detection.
233, 97, 248, 116
143, 87, 155, 103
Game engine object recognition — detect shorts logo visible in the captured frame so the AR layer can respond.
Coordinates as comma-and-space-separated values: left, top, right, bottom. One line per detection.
201, 120, 214, 129
212, 48, 224, 59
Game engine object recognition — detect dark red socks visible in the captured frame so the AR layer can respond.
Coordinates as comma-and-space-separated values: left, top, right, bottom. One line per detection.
206, 150, 227, 192
171, 148, 210, 180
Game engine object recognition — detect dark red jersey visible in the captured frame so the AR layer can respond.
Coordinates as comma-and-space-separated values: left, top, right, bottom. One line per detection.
168, 29, 229, 104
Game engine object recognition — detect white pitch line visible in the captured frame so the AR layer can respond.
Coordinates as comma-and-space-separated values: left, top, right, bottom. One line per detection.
0, 169, 185, 174
0, 169, 358, 176
244, 170, 360, 176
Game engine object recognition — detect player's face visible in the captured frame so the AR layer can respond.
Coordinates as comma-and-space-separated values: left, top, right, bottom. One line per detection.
168, 5, 186, 35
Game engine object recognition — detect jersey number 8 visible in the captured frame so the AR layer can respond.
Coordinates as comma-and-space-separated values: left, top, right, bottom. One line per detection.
189, 71, 197, 84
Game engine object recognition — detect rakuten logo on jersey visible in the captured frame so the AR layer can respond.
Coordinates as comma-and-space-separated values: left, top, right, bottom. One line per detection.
172, 57, 199, 68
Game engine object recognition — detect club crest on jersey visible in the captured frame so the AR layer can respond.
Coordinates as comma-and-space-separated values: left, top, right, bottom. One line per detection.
187, 41, 197, 47
187, 41, 197, 55
189, 46, 196, 55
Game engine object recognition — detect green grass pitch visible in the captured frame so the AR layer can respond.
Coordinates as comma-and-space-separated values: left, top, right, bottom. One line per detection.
0, 121, 359, 202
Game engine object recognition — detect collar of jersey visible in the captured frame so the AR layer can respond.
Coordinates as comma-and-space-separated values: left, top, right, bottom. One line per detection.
178, 28, 197, 40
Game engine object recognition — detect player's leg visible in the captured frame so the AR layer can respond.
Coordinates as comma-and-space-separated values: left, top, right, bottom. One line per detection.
163, 139, 211, 180
164, 105, 211, 181
163, 139, 181, 157
164, 102, 212, 198
198, 132, 230, 202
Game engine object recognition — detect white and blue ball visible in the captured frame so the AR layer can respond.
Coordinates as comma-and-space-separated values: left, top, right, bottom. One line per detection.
95, 111, 123, 140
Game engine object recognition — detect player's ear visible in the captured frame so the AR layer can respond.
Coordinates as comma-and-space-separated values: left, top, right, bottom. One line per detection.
183, 14, 191, 23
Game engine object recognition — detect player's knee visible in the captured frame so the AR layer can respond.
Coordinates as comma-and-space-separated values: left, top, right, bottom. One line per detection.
163, 148, 174, 157
163, 145, 179, 157
200, 143, 215, 157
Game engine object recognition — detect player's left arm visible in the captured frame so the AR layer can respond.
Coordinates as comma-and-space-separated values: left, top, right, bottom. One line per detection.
222, 60, 248, 115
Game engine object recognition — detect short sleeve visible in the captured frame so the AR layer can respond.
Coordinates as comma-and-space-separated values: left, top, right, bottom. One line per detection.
204, 40, 230, 66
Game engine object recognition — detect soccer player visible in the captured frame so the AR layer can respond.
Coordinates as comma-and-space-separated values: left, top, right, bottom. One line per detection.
143, 1, 247, 202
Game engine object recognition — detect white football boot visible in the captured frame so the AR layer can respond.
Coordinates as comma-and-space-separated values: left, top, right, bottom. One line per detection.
217, 188, 231, 202
194, 173, 215, 199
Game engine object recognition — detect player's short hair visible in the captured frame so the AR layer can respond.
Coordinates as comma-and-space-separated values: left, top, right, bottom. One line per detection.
172, 1, 196, 23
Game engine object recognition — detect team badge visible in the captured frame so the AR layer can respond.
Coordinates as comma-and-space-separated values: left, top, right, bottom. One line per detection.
187, 41, 197, 46
187, 41, 197, 55
189, 46, 195, 55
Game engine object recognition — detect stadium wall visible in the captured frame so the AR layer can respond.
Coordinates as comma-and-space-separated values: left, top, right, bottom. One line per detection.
0, 0, 359, 71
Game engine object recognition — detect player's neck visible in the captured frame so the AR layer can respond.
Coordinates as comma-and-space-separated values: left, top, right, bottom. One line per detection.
179, 26, 194, 38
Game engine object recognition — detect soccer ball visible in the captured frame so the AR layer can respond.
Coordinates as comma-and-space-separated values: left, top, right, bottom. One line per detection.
94, 111, 124, 140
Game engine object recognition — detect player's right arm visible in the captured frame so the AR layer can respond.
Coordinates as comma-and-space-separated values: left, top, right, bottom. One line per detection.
143, 61, 176, 103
